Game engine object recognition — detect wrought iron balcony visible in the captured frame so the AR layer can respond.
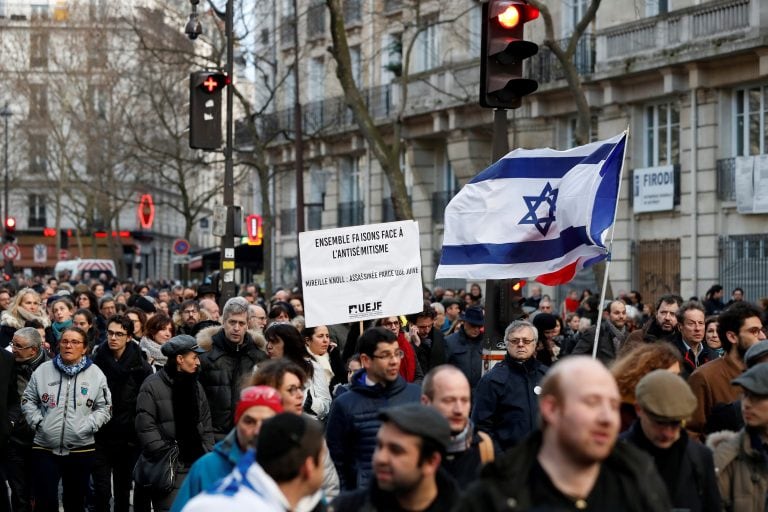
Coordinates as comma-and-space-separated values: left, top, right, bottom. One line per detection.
526, 34, 595, 85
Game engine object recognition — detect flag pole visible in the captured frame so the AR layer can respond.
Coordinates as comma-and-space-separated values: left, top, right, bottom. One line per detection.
591, 129, 630, 360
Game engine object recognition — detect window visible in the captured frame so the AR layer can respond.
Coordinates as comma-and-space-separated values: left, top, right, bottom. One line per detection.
344, 0, 362, 25
30, 32, 48, 67
88, 33, 107, 68
350, 45, 362, 87
562, 0, 588, 36
89, 85, 107, 119
339, 157, 363, 226
283, 68, 296, 109
381, 33, 402, 82
433, 149, 458, 223
279, 171, 297, 235
412, 16, 440, 73
734, 85, 768, 156
28, 194, 46, 227
307, 58, 324, 102
29, 84, 48, 118
567, 116, 598, 147
307, 2, 325, 39
645, 102, 680, 166
645, 0, 668, 17
28, 134, 47, 173
468, 4, 482, 58
307, 165, 326, 230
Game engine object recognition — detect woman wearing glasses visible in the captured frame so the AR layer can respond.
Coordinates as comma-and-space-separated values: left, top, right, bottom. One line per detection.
471, 320, 549, 452
21, 326, 112, 512
263, 322, 332, 421
92, 315, 153, 512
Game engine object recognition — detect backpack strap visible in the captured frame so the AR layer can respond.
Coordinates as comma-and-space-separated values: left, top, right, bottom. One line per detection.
478, 430, 495, 464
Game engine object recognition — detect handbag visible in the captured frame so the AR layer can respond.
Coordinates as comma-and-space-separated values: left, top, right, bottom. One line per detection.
133, 439, 179, 493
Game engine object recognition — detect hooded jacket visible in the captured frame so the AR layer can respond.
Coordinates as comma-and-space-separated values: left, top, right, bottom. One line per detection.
453, 431, 672, 512
708, 429, 768, 512
196, 326, 268, 440
21, 358, 112, 455
325, 369, 421, 490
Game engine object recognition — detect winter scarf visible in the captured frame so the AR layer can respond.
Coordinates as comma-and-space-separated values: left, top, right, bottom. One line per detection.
168, 364, 204, 464
53, 354, 93, 377
51, 319, 73, 341
605, 320, 628, 353
307, 346, 334, 383
139, 336, 167, 367
1, 307, 49, 329
447, 421, 474, 454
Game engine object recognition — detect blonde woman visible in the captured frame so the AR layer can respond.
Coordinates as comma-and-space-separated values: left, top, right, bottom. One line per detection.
0, 288, 50, 350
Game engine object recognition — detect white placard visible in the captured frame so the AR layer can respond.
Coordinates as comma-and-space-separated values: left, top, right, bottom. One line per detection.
633, 166, 675, 213
299, 220, 423, 327
735, 156, 755, 214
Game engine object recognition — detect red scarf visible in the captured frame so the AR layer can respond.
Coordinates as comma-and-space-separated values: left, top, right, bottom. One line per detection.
396, 331, 417, 382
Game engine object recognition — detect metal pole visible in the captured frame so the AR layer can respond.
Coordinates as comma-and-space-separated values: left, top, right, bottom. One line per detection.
1, 103, 10, 233
292, 0, 304, 285
218, 0, 236, 305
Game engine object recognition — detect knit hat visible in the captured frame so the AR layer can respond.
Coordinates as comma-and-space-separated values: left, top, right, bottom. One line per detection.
128, 294, 156, 314
234, 386, 284, 424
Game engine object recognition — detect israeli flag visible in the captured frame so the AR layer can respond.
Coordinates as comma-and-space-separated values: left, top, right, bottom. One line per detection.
435, 132, 627, 284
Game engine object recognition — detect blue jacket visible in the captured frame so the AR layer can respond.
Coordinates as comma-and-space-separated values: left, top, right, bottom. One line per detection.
471, 354, 548, 452
171, 428, 244, 512
326, 370, 421, 490
445, 327, 484, 389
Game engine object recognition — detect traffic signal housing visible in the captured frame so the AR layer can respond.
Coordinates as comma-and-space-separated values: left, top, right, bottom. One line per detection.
189, 71, 227, 150
480, 0, 539, 109
4, 217, 16, 242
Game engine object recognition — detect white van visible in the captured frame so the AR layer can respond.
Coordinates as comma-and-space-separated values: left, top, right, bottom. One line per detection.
54, 259, 118, 281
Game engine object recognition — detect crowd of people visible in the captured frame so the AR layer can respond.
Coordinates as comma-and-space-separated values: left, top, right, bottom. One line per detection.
0, 275, 767, 511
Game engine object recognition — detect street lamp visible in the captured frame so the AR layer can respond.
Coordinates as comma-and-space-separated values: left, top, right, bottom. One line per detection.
0, 103, 11, 238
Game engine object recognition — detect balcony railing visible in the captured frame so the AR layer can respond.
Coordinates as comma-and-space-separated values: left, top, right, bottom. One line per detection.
432, 190, 456, 223
527, 34, 595, 85
716, 157, 736, 202
338, 201, 364, 227
596, 0, 752, 70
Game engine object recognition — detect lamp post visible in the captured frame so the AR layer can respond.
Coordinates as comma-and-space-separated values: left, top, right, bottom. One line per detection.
0, 103, 11, 237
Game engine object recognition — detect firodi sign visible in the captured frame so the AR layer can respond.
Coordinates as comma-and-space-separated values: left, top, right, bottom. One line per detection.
633, 165, 675, 213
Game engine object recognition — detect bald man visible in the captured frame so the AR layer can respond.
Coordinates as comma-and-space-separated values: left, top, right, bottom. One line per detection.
571, 300, 628, 364
455, 357, 671, 511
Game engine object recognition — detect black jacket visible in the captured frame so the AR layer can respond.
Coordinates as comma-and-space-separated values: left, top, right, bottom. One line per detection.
670, 333, 715, 379
571, 322, 627, 365
471, 355, 547, 452
453, 431, 672, 512
93, 341, 153, 444
331, 467, 459, 512
135, 368, 214, 461
442, 429, 495, 487
0, 349, 20, 450
10, 349, 48, 446
326, 370, 421, 490
445, 327, 484, 389
412, 326, 447, 373
198, 328, 267, 440
621, 422, 721, 512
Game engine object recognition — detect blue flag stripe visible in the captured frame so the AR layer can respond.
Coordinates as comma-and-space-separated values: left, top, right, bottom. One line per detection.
439, 226, 594, 266
468, 142, 619, 184
589, 136, 626, 247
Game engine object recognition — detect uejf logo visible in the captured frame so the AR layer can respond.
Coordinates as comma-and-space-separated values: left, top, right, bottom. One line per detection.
348, 301, 383, 316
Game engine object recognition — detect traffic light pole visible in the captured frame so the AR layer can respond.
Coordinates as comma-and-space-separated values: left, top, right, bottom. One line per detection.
219, 0, 236, 306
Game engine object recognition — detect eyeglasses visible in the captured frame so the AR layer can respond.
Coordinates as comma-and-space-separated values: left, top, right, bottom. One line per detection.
107, 330, 128, 338
383, 321, 400, 328
60, 340, 84, 347
11, 341, 33, 350
508, 338, 536, 345
372, 349, 405, 361
285, 385, 304, 396
743, 326, 767, 337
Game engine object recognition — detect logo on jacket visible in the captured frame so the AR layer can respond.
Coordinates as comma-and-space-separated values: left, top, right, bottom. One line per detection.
80, 386, 89, 396
41, 393, 49, 403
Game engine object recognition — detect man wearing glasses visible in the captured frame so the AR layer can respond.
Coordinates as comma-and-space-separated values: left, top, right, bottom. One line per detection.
5, 328, 48, 512
326, 327, 421, 491
472, 320, 548, 451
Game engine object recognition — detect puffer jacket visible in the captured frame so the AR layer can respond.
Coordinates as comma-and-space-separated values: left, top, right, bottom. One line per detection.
325, 370, 421, 490
92, 341, 152, 444
197, 327, 267, 440
134, 368, 214, 461
453, 431, 672, 511
21, 359, 112, 455
709, 429, 768, 512
471, 354, 548, 451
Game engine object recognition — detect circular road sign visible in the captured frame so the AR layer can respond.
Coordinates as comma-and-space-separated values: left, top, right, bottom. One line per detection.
173, 239, 191, 256
2, 243, 19, 260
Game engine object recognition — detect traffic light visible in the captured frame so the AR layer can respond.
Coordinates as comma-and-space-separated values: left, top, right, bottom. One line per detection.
189, 70, 227, 150
4, 217, 16, 242
245, 214, 263, 245
480, 0, 539, 109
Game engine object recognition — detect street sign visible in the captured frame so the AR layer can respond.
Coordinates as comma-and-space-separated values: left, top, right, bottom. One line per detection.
172, 254, 191, 265
2, 243, 19, 261
173, 239, 191, 255
33, 244, 47, 263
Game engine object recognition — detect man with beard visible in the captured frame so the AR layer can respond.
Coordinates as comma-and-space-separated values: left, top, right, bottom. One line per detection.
455, 357, 671, 511
687, 302, 766, 439
671, 301, 715, 378
572, 301, 629, 364
326, 327, 421, 490
5, 328, 47, 512
626, 294, 683, 346
421, 366, 495, 486
472, 320, 548, 452
622, 370, 721, 512
331, 403, 459, 512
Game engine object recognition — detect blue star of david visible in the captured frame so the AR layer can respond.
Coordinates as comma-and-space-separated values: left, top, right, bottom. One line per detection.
519, 182, 558, 236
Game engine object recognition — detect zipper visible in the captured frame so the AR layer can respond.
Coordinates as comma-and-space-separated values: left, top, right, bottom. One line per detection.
59, 375, 71, 451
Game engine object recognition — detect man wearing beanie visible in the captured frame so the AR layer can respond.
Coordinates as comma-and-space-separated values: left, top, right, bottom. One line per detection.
172, 386, 284, 512
331, 403, 460, 511
572, 300, 628, 364
622, 370, 720, 512
182, 414, 326, 512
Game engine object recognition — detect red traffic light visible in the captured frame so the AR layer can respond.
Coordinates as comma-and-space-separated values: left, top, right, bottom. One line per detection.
195, 72, 228, 94
5, 217, 15, 229
246, 214, 263, 245
498, 5, 520, 28
512, 279, 526, 291
491, 1, 539, 28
